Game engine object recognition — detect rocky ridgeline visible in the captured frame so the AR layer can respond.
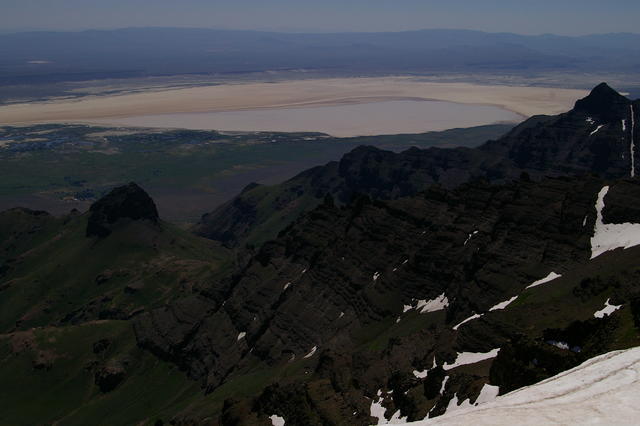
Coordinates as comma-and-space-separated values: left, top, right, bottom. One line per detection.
195, 83, 640, 248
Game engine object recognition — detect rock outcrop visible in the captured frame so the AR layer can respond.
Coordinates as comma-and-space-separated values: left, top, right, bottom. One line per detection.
86, 182, 159, 238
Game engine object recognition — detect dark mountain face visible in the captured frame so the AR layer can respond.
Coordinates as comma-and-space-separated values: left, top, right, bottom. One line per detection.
139, 175, 640, 423
195, 84, 639, 248
482, 83, 638, 175
86, 182, 159, 238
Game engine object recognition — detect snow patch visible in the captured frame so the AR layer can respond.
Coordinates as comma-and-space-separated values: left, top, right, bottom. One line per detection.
392, 347, 640, 426
416, 293, 449, 313
525, 272, 561, 289
547, 340, 570, 350
439, 376, 449, 395
413, 369, 429, 379
622, 119, 627, 132
474, 384, 500, 405
370, 389, 407, 424
586, 117, 595, 124
373, 272, 381, 281
631, 104, 636, 177
370, 395, 387, 424
590, 124, 605, 136
304, 346, 317, 359
594, 298, 622, 318
283, 282, 291, 290
444, 393, 474, 415
464, 230, 478, 246
443, 349, 500, 371
452, 313, 482, 331
590, 185, 640, 259
269, 414, 285, 426
489, 296, 518, 311
237, 332, 246, 341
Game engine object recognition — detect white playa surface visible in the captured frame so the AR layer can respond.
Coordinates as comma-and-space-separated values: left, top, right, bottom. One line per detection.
399, 346, 640, 425
0, 77, 587, 137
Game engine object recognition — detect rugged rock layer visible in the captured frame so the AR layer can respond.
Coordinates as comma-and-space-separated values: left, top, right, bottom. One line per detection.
136, 175, 640, 423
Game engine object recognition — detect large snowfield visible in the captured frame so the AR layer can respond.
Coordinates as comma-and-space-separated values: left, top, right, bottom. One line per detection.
396, 346, 640, 425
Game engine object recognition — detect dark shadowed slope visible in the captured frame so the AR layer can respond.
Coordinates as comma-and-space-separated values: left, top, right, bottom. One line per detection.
194, 83, 640, 248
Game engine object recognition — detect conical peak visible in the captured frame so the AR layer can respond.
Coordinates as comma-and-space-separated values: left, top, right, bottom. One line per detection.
86, 182, 159, 238
574, 82, 629, 119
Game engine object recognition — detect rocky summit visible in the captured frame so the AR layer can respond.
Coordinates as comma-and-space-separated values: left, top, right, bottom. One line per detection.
86, 182, 159, 238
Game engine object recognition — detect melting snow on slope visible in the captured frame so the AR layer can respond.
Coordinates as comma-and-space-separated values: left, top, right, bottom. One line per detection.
474, 384, 500, 405
405, 293, 449, 314
440, 376, 449, 395
631, 104, 636, 177
594, 298, 623, 318
547, 340, 570, 350
370, 389, 408, 424
464, 230, 478, 246
445, 394, 474, 414
489, 296, 518, 311
237, 331, 246, 341
590, 185, 640, 259
589, 124, 605, 136
443, 349, 500, 371
304, 346, 317, 358
414, 357, 438, 379
393, 346, 640, 426
269, 414, 285, 426
525, 272, 562, 289
452, 313, 482, 330
413, 369, 429, 379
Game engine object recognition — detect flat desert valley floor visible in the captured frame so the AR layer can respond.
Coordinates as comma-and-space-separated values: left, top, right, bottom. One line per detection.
0, 77, 587, 136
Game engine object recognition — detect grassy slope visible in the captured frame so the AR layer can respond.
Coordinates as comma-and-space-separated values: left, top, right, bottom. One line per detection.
0, 124, 512, 222
0, 210, 230, 332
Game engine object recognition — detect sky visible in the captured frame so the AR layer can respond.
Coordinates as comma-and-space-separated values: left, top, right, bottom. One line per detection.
1, 0, 639, 35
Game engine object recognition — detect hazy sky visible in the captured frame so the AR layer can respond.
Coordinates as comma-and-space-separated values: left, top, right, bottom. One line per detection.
2, 0, 639, 35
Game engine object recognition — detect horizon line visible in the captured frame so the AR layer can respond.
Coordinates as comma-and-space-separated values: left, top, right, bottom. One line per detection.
1, 26, 639, 38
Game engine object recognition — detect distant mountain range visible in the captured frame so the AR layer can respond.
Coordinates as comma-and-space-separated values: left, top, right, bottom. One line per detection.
1, 83, 639, 425
1, 28, 639, 85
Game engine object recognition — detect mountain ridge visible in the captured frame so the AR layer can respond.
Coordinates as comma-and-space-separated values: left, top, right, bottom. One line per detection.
195, 83, 639, 248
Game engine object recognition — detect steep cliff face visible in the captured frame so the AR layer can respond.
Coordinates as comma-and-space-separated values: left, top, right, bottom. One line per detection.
195, 84, 639, 249
137, 176, 640, 424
